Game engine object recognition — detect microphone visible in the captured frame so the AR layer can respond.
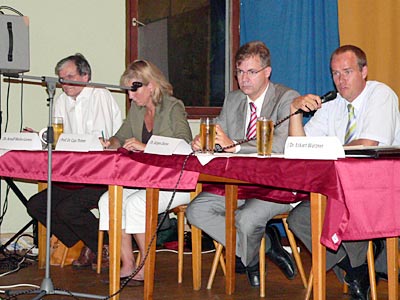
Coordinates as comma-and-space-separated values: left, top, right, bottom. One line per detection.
320, 90, 337, 104
273, 90, 337, 128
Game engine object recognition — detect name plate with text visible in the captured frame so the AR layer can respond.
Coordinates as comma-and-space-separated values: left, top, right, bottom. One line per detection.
284, 136, 345, 160
0, 132, 42, 150
144, 135, 192, 155
55, 134, 103, 152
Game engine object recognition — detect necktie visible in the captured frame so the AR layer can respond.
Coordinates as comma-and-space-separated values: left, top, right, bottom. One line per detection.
344, 104, 356, 144
246, 102, 257, 139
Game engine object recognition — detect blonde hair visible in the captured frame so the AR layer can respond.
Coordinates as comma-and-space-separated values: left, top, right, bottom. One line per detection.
120, 59, 173, 105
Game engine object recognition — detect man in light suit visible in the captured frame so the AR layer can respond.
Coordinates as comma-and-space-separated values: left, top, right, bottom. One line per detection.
186, 41, 300, 287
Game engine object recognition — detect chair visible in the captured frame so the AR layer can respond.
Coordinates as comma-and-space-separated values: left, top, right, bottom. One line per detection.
304, 240, 378, 300
96, 183, 203, 280
207, 213, 308, 298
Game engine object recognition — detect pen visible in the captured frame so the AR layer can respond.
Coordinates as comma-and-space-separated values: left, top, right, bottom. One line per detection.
101, 130, 105, 141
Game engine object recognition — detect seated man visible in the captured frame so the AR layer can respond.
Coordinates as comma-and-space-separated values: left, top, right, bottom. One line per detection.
27, 53, 122, 270
186, 41, 299, 287
287, 45, 400, 300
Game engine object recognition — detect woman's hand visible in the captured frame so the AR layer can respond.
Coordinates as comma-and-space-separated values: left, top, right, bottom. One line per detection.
123, 137, 146, 152
191, 135, 201, 151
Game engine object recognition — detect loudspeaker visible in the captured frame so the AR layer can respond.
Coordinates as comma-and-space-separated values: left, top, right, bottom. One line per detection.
0, 15, 30, 74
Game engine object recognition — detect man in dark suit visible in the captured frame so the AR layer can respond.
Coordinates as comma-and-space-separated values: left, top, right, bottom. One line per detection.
186, 41, 300, 286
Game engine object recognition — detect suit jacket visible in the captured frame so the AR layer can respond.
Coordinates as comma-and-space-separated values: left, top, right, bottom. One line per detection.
114, 94, 192, 144
217, 82, 300, 153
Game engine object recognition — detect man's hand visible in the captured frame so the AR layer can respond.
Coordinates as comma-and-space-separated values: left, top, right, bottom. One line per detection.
290, 94, 322, 114
215, 124, 235, 153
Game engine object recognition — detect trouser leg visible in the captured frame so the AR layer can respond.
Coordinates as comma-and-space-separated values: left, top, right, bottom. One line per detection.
56, 186, 107, 251
27, 185, 80, 248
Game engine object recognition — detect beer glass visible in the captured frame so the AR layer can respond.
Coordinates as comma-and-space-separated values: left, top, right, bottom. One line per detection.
52, 117, 64, 149
256, 117, 274, 156
200, 117, 216, 153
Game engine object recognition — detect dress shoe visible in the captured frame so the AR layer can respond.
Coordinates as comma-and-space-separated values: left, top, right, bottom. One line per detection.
246, 263, 260, 287
72, 246, 96, 269
91, 245, 110, 271
236, 256, 246, 274
265, 225, 297, 280
344, 271, 370, 300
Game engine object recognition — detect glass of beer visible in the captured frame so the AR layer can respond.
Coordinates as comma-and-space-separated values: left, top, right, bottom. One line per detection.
52, 117, 64, 149
257, 117, 274, 156
200, 117, 216, 154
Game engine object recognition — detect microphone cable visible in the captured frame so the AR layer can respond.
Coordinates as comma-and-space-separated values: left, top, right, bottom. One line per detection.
214, 90, 337, 153
105, 151, 195, 299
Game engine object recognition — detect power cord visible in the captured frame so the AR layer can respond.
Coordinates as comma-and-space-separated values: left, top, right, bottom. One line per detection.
104, 151, 194, 300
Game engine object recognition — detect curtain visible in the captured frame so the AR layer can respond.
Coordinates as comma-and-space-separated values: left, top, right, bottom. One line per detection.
338, 0, 400, 99
240, 0, 339, 96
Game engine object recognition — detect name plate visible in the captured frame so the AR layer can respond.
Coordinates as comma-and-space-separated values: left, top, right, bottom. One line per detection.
55, 134, 103, 152
144, 135, 192, 155
0, 132, 42, 150
284, 136, 345, 160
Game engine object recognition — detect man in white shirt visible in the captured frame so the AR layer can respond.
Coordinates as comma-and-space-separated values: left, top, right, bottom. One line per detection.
27, 53, 122, 270
288, 45, 400, 300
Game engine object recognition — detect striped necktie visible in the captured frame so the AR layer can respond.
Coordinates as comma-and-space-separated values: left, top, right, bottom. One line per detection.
246, 102, 257, 139
344, 104, 356, 144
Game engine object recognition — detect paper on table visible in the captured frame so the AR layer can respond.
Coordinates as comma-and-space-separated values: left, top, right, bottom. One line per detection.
144, 135, 192, 155
195, 152, 283, 166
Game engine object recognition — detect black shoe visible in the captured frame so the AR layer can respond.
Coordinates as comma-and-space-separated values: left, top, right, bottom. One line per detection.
344, 271, 370, 300
235, 256, 246, 274
265, 225, 297, 280
372, 239, 384, 259
246, 263, 260, 287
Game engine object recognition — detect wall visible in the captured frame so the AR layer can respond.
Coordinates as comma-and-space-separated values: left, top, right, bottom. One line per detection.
338, 0, 400, 98
0, 0, 126, 234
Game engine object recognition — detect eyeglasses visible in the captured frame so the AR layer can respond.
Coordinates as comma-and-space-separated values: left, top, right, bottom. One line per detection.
235, 65, 268, 78
131, 81, 143, 91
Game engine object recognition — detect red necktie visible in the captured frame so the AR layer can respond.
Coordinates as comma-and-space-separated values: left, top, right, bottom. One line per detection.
246, 102, 257, 139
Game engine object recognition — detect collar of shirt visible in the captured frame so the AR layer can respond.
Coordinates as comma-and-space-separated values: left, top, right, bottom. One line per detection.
246, 84, 269, 121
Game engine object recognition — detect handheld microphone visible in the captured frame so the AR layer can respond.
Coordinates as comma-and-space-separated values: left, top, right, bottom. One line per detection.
215, 90, 338, 152
320, 90, 337, 104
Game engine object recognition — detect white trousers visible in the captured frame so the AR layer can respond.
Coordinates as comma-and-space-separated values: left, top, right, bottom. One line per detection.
98, 188, 190, 234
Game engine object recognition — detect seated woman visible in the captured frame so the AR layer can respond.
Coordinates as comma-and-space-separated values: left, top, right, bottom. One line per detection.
98, 59, 192, 285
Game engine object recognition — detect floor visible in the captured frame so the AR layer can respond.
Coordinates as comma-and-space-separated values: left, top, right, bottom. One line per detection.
0, 245, 391, 300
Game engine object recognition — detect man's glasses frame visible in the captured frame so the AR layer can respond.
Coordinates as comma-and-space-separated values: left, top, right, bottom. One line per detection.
235, 65, 268, 78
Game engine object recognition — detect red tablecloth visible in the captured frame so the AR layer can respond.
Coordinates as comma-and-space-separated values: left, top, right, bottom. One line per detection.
123, 151, 400, 250
1, 150, 399, 250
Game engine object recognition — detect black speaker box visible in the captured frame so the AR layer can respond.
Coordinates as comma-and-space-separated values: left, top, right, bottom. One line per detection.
0, 14, 30, 74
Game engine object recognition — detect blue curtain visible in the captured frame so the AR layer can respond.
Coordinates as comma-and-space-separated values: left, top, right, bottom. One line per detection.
240, 0, 339, 96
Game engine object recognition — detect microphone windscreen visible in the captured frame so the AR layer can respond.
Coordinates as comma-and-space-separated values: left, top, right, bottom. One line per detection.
320, 90, 337, 103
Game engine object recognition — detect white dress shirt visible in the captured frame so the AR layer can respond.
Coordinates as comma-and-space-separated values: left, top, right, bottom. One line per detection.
54, 87, 122, 138
305, 81, 400, 146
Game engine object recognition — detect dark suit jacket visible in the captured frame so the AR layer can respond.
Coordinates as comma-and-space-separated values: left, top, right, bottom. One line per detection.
217, 82, 300, 153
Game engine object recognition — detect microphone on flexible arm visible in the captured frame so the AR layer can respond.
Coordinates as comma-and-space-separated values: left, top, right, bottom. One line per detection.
214, 90, 338, 152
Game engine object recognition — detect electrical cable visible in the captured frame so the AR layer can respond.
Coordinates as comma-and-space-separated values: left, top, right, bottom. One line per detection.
104, 152, 194, 300
19, 78, 24, 132
0, 6, 24, 16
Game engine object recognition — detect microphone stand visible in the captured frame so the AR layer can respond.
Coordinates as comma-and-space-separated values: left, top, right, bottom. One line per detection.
5, 74, 116, 299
